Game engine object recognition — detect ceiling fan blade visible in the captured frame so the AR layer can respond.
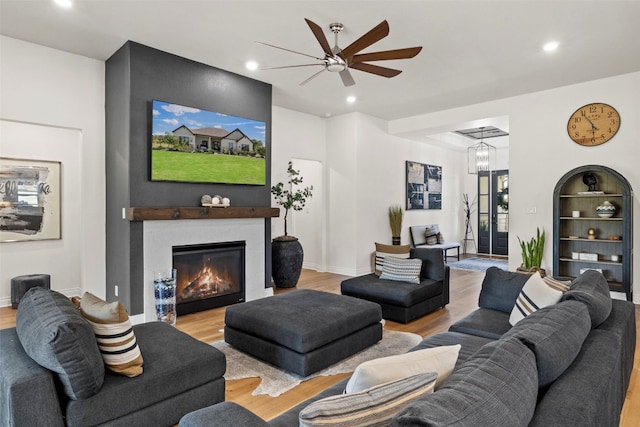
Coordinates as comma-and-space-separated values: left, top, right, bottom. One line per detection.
305, 18, 333, 56
261, 64, 324, 70
351, 47, 423, 63
300, 68, 326, 86
339, 69, 356, 87
255, 41, 324, 61
349, 62, 402, 78
340, 20, 390, 59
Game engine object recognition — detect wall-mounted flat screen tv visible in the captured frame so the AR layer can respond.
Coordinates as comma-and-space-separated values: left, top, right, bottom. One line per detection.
151, 100, 267, 185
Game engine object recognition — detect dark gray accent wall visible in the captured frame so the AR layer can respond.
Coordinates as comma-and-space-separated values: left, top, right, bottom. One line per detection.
106, 41, 273, 314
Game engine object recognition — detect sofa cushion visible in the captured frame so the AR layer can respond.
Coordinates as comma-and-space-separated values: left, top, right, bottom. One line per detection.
80, 292, 144, 377
509, 272, 563, 325
65, 321, 226, 427
15, 287, 104, 400
528, 330, 624, 427
300, 373, 437, 427
179, 402, 269, 427
379, 256, 422, 284
503, 300, 591, 387
345, 345, 460, 393
391, 337, 538, 427
410, 247, 445, 281
374, 243, 410, 276
561, 269, 612, 327
478, 267, 530, 313
341, 274, 442, 308
448, 308, 512, 340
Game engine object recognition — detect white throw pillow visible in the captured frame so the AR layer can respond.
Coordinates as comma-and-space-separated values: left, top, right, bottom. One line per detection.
509, 272, 564, 325
379, 256, 422, 284
344, 344, 461, 393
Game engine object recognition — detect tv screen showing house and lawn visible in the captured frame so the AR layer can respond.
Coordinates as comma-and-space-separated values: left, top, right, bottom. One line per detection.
151, 100, 267, 185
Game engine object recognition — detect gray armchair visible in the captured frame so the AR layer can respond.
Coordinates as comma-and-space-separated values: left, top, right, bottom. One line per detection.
341, 247, 449, 323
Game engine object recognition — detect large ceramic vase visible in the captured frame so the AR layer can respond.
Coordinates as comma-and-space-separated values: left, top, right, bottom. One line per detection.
272, 237, 304, 288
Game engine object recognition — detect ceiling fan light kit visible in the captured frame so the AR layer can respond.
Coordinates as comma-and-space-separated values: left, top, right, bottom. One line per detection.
258, 18, 422, 87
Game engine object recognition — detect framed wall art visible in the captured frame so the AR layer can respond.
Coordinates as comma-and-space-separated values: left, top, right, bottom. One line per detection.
0, 157, 61, 242
406, 161, 442, 210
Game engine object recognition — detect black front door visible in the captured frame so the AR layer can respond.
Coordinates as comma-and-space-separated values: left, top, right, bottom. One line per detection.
477, 170, 509, 255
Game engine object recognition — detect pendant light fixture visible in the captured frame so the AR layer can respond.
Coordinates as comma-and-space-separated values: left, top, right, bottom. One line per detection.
467, 127, 496, 174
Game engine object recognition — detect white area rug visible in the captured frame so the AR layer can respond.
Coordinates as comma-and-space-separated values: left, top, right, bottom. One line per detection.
211, 328, 422, 397
448, 257, 508, 272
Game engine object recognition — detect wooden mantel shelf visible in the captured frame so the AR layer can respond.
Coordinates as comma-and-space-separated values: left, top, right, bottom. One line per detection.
125, 206, 279, 221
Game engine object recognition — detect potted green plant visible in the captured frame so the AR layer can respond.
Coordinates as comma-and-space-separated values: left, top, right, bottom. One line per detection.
388, 205, 404, 245
517, 227, 546, 276
270, 161, 313, 288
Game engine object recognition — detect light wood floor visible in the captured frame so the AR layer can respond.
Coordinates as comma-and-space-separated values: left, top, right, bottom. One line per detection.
1, 266, 638, 425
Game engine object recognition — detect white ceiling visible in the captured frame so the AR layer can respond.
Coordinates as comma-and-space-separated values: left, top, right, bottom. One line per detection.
2, 0, 640, 142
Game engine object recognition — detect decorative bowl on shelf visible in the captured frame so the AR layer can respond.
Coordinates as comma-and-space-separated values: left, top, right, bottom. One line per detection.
595, 200, 616, 218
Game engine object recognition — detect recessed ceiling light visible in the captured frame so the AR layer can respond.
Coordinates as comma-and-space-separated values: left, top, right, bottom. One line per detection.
346, 96, 357, 104
245, 61, 259, 71
543, 41, 559, 52
54, 0, 73, 8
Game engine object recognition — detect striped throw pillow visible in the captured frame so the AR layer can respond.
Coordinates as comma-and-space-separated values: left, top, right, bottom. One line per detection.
543, 276, 571, 293
374, 243, 410, 276
299, 373, 437, 427
424, 226, 438, 245
509, 272, 564, 325
80, 292, 144, 377
379, 256, 422, 284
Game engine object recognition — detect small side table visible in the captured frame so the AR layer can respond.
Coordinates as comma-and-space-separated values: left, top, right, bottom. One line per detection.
11, 274, 51, 309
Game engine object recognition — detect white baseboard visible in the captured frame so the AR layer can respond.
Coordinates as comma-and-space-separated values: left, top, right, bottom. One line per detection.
0, 287, 81, 308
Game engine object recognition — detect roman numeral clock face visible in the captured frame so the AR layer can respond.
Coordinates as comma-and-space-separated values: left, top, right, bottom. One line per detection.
567, 103, 620, 146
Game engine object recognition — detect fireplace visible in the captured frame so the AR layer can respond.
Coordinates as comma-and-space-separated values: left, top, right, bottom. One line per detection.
172, 241, 246, 315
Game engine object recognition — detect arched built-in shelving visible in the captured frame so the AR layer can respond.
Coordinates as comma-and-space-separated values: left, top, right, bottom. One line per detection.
553, 165, 633, 301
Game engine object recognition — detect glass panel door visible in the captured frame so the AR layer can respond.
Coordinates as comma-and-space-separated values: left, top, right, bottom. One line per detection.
477, 174, 490, 254
477, 170, 509, 255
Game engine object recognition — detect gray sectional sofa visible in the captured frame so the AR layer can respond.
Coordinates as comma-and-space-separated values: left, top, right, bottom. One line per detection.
0, 288, 226, 427
180, 268, 636, 427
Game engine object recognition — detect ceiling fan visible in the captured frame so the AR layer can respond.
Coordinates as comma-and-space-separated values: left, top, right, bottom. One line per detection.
257, 18, 422, 87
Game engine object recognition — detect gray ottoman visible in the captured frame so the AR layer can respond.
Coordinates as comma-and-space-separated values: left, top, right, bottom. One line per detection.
224, 289, 383, 376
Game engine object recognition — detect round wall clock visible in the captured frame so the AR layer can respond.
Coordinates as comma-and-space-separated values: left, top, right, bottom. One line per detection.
567, 102, 620, 146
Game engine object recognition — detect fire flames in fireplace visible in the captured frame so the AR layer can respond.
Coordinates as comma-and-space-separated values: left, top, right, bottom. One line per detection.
178, 264, 235, 303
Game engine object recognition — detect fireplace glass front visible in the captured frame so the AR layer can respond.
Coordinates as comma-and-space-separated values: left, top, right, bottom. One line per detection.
172, 241, 245, 315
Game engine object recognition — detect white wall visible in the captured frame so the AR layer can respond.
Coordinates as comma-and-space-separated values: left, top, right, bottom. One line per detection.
290, 158, 325, 271
271, 106, 327, 271
0, 36, 105, 303
390, 71, 640, 303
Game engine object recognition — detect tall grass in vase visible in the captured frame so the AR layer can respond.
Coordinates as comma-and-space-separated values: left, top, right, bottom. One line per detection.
388, 205, 404, 245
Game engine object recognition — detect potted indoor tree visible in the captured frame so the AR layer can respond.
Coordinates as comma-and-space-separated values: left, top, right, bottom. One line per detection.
517, 227, 546, 276
270, 161, 313, 288
388, 205, 404, 245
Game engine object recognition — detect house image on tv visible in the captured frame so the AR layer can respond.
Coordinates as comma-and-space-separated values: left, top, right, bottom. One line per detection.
172, 125, 255, 153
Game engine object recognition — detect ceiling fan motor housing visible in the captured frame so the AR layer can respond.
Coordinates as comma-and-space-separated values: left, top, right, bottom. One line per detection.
326, 55, 347, 72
